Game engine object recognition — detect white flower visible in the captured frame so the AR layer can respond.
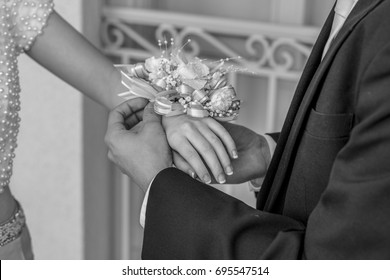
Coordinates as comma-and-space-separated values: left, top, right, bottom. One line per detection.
145, 56, 170, 81
177, 58, 209, 80
209, 86, 236, 111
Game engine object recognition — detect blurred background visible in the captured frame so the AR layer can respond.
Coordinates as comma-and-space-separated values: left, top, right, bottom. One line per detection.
11, 0, 334, 259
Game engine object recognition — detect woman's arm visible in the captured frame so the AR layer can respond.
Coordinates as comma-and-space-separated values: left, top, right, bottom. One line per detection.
26, 10, 125, 110
27, 10, 240, 179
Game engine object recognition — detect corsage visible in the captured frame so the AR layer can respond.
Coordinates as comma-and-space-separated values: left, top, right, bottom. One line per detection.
117, 39, 241, 122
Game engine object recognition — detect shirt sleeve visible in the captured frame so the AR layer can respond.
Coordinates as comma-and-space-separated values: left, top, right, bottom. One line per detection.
140, 176, 156, 228
9, 0, 54, 52
248, 134, 277, 192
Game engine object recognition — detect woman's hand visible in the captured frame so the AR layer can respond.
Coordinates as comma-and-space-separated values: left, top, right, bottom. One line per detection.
172, 120, 271, 185
162, 115, 237, 184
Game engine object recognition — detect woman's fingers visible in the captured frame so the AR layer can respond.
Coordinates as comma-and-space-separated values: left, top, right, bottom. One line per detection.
184, 128, 226, 184
197, 125, 234, 177
172, 151, 196, 179
205, 118, 238, 159
171, 136, 212, 183
164, 115, 238, 184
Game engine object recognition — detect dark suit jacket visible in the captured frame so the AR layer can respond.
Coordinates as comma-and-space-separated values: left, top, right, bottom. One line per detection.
142, 0, 390, 259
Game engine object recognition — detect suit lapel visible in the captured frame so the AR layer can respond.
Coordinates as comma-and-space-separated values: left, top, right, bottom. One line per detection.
258, 0, 384, 212
256, 9, 334, 210
323, 0, 384, 63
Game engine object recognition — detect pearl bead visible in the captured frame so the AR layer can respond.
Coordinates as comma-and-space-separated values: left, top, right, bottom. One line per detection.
0, 0, 54, 192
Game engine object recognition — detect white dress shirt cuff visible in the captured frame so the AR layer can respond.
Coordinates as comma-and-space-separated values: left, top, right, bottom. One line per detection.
264, 134, 277, 159
248, 134, 277, 192
139, 178, 154, 228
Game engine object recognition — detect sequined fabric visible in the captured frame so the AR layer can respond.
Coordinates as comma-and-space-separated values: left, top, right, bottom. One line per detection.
0, 0, 53, 193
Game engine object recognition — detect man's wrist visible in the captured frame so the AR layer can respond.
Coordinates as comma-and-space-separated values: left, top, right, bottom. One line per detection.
248, 177, 264, 192
139, 167, 182, 228
261, 134, 276, 170
248, 134, 276, 192
139, 165, 172, 192
140, 177, 155, 228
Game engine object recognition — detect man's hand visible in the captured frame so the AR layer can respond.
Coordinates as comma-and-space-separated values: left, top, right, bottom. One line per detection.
173, 121, 271, 184
105, 98, 172, 191
223, 122, 271, 183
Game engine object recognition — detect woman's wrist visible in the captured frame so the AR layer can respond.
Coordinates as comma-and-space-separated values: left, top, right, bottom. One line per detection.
108, 68, 128, 110
0, 200, 26, 247
0, 187, 18, 224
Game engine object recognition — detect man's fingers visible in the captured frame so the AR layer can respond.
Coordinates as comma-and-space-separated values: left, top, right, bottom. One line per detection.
143, 102, 162, 123
107, 98, 148, 133
124, 110, 145, 129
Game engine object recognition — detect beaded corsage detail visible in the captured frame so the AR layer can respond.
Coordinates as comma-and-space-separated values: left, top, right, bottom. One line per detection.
117, 39, 241, 122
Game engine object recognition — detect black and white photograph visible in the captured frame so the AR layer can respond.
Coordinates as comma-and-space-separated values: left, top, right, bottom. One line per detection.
1, 0, 390, 265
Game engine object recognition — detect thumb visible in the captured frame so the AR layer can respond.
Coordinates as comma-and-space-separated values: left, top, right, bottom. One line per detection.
142, 102, 162, 123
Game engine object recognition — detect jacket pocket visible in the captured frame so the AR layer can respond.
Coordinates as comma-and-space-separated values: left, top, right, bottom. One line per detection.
305, 108, 354, 139
283, 109, 354, 221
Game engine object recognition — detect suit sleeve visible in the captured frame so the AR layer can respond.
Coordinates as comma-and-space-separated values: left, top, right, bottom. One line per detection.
142, 168, 305, 259
142, 43, 390, 260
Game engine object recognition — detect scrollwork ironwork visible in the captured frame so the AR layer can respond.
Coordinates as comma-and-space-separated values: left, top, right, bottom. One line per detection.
101, 12, 313, 75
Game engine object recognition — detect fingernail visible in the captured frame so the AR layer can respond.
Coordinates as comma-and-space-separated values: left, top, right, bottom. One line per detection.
225, 165, 233, 176
218, 174, 226, 184
203, 174, 211, 184
189, 170, 196, 178
232, 149, 238, 159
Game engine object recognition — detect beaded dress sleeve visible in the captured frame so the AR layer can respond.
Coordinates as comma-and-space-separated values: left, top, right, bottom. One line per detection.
0, 0, 53, 191
9, 0, 54, 53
